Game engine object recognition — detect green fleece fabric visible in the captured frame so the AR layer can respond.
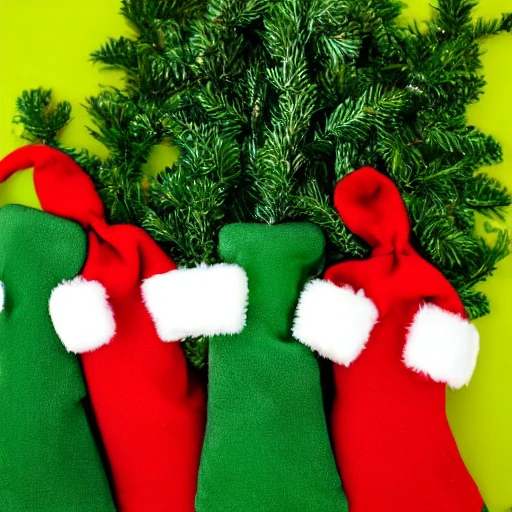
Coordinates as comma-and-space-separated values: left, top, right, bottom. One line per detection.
0, 204, 115, 511
196, 223, 347, 512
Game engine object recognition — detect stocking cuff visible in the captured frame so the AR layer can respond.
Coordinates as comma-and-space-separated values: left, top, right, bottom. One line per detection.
403, 303, 480, 389
292, 279, 378, 366
50, 276, 116, 354
142, 263, 248, 341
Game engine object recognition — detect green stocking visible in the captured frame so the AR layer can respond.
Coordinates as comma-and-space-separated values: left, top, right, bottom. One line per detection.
196, 223, 347, 512
0, 205, 115, 511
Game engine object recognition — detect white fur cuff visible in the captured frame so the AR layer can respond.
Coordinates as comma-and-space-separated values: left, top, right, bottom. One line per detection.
292, 279, 379, 366
403, 303, 480, 389
141, 263, 248, 341
49, 277, 116, 354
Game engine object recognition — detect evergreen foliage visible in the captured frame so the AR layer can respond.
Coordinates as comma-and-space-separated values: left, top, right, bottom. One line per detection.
14, 0, 512, 366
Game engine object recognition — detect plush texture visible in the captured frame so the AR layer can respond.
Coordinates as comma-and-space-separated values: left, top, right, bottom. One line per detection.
50, 276, 116, 354
196, 223, 348, 512
80, 223, 205, 512
404, 303, 480, 389
142, 263, 248, 341
293, 279, 378, 366
294, 167, 483, 512
0, 204, 115, 511
0, 145, 206, 512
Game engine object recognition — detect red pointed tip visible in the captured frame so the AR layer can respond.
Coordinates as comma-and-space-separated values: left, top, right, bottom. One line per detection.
334, 167, 410, 252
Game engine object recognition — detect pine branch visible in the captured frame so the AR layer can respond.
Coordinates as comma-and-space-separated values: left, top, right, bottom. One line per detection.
143, 123, 241, 266
91, 37, 139, 70
14, 88, 71, 144
249, 0, 318, 224
465, 174, 511, 217
434, 0, 477, 36
471, 13, 512, 39
320, 85, 410, 146
13, 0, 512, 355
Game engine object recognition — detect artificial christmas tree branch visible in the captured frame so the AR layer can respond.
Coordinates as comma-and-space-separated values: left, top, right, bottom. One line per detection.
13, 0, 512, 367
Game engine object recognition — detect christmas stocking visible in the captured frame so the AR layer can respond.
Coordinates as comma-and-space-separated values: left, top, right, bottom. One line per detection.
195, 223, 348, 512
0, 204, 115, 511
293, 167, 483, 512
0, 145, 248, 512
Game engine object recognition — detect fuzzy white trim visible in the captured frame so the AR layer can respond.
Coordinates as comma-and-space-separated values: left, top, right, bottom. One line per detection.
49, 277, 116, 354
403, 303, 480, 389
0, 281, 4, 313
292, 279, 379, 366
141, 263, 248, 341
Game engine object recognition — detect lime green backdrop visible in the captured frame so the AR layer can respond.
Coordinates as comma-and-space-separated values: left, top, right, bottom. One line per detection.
0, 1, 511, 510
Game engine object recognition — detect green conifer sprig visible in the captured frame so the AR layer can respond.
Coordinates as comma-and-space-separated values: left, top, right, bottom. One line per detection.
13, 0, 512, 366
14, 89, 71, 144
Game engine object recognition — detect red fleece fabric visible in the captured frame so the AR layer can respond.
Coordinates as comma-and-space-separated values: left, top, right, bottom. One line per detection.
0, 144, 104, 225
81, 220, 205, 512
0, 145, 206, 512
325, 167, 483, 512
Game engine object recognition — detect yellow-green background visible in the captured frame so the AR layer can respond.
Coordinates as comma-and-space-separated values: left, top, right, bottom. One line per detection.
0, 1, 511, 510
